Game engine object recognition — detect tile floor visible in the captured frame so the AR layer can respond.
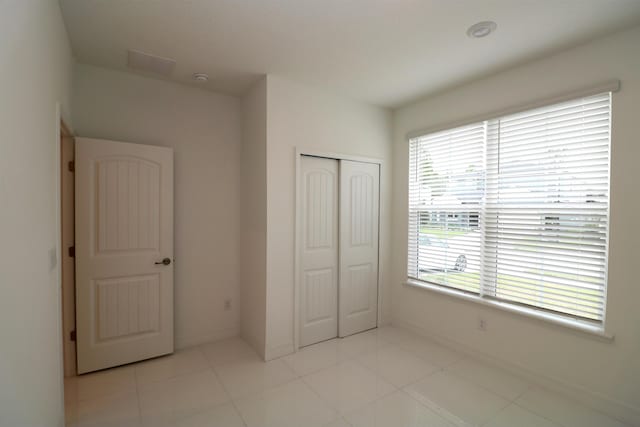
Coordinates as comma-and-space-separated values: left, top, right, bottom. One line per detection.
64, 326, 629, 427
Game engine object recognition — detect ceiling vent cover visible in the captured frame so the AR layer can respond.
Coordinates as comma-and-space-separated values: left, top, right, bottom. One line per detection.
127, 49, 176, 76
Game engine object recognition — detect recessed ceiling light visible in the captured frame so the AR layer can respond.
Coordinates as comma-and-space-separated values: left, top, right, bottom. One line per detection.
193, 73, 209, 82
467, 21, 497, 38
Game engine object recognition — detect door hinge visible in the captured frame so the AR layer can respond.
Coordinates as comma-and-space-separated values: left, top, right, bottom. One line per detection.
68, 161, 75, 172
68, 246, 75, 257
70, 330, 76, 342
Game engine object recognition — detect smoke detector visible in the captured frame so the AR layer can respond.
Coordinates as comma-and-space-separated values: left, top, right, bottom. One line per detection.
467, 21, 497, 38
127, 49, 176, 75
193, 73, 209, 82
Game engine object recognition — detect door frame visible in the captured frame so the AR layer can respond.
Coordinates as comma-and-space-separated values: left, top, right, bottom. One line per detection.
55, 103, 74, 423
293, 148, 383, 351
59, 118, 76, 377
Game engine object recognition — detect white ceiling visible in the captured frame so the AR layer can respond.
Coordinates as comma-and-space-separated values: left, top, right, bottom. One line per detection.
59, 0, 640, 108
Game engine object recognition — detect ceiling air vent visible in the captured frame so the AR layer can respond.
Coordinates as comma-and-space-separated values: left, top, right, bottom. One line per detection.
127, 49, 176, 76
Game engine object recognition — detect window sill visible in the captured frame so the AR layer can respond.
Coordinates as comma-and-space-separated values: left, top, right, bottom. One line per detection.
403, 279, 614, 342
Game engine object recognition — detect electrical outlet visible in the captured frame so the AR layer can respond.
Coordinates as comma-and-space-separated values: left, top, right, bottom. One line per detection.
478, 317, 487, 331
224, 299, 232, 311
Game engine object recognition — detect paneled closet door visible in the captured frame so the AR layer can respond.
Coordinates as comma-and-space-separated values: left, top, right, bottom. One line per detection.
339, 160, 380, 337
299, 156, 339, 347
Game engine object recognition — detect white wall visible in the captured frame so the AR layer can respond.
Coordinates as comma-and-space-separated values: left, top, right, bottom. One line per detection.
391, 26, 640, 424
264, 75, 393, 359
240, 78, 268, 358
73, 64, 242, 349
0, 1, 74, 426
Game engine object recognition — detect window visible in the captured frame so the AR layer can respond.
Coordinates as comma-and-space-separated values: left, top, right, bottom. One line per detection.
408, 92, 611, 324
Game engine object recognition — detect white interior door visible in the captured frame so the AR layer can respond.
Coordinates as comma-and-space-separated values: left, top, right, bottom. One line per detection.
299, 156, 339, 347
75, 137, 174, 374
339, 160, 379, 337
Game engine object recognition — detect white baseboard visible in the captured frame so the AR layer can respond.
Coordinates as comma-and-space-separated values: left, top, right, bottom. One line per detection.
265, 342, 295, 361
176, 326, 239, 350
240, 330, 266, 360
392, 317, 640, 426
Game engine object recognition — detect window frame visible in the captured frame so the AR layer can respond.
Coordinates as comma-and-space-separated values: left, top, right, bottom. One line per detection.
405, 88, 615, 336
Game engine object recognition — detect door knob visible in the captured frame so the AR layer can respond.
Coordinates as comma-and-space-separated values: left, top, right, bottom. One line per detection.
155, 257, 172, 266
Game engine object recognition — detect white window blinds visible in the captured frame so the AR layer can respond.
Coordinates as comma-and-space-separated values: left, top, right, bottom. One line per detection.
408, 92, 611, 323
408, 123, 486, 293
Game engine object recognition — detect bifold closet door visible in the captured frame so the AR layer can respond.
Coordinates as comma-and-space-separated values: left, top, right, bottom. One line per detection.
300, 156, 339, 346
339, 160, 379, 337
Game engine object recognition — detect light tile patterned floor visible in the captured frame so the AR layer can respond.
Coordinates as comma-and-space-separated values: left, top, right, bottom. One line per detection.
64, 326, 629, 427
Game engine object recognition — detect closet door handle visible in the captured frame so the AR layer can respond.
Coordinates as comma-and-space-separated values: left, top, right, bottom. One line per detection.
155, 258, 172, 266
